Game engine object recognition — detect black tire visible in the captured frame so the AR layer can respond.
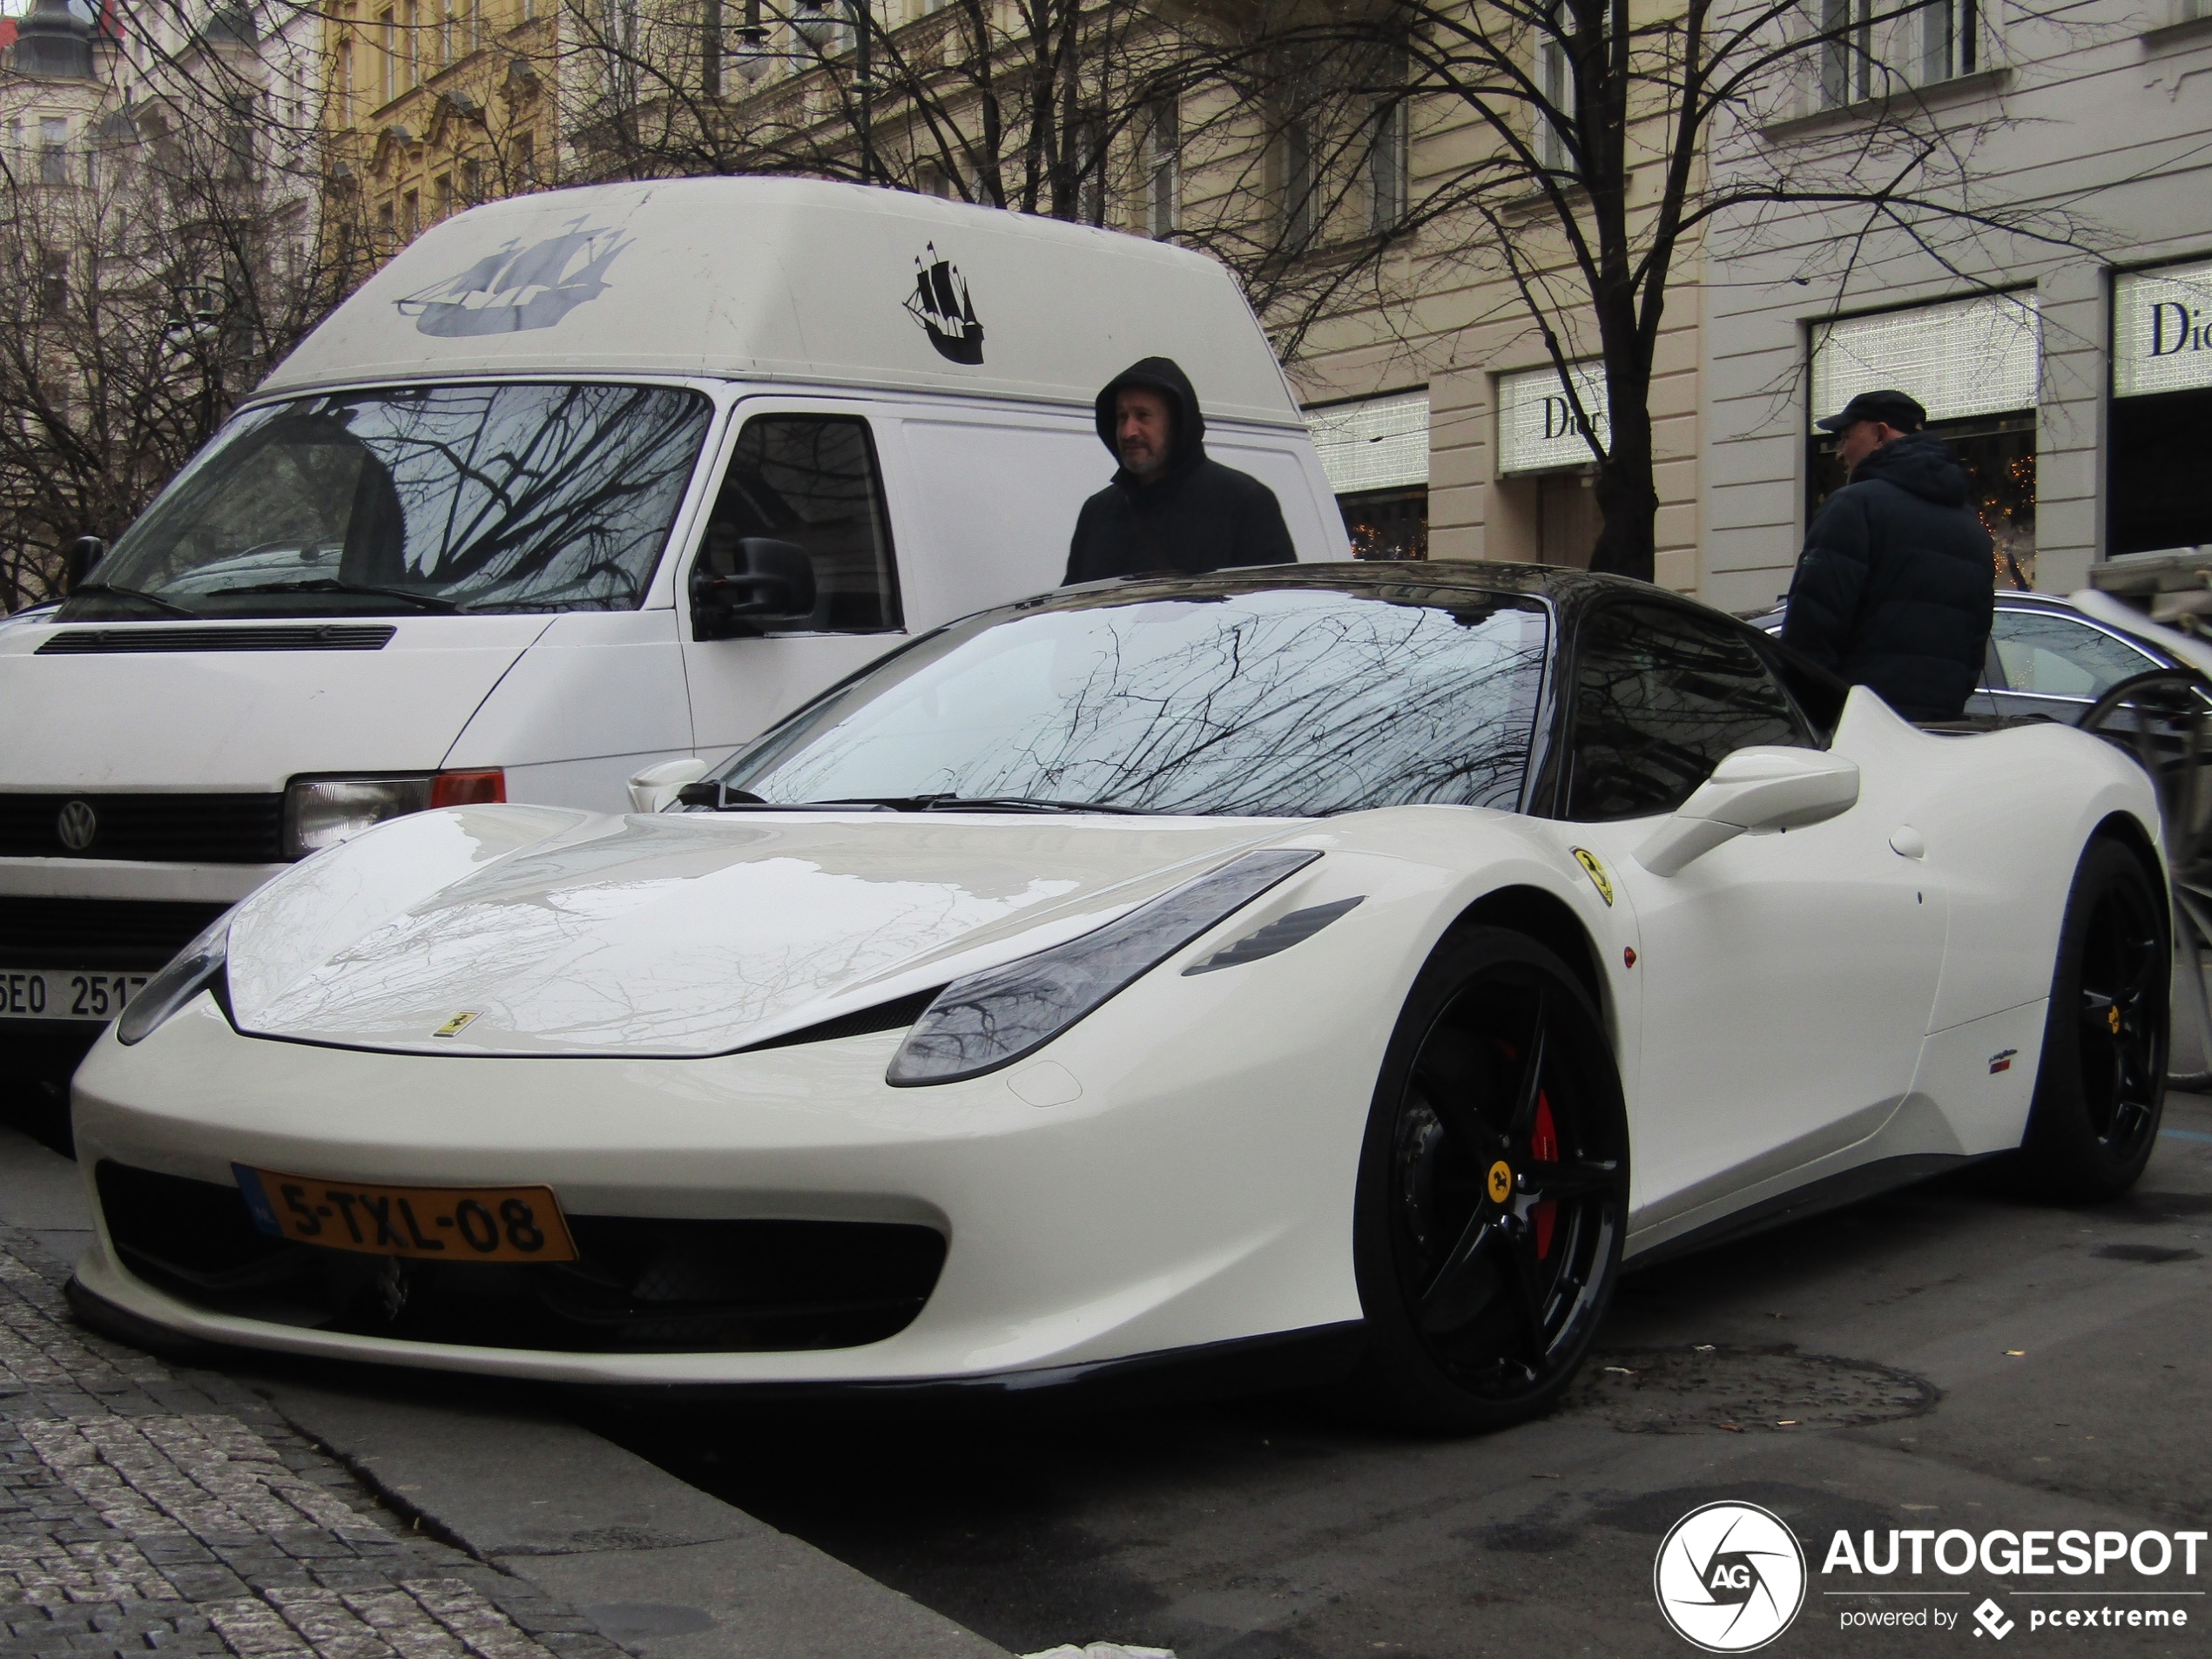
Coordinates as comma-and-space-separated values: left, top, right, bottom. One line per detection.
2020, 836, 2169, 1202
1346, 926, 1629, 1433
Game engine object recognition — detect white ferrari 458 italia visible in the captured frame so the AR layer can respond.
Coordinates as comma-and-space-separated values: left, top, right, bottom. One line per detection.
68, 564, 2170, 1429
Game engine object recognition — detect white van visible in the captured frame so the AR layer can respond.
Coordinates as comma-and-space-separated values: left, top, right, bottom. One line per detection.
0, 177, 1346, 1044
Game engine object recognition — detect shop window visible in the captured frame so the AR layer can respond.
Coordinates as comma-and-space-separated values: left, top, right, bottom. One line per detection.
2110, 260, 2212, 556
2109, 388, 2212, 556
1808, 413, 2035, 589
1308, 390, 1429, 558
1341, 487, 1428, 560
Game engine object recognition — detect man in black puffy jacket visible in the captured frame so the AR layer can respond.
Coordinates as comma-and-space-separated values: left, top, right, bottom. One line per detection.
1781, 389, 1994, 723
1062, 356, 1298, 584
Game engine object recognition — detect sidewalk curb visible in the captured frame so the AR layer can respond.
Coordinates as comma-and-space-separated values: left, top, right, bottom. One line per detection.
259, 1381, 1011, 1659
0, 1123, 1008, 1659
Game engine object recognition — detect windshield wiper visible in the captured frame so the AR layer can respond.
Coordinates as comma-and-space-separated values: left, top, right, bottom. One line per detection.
678, 787, 1139, 814
64, 582, 202, 619
204, 578, 462, 613
913, 794, 1144, 814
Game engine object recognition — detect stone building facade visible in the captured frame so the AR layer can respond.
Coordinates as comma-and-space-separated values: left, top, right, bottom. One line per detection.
1698, 0, 2212, 611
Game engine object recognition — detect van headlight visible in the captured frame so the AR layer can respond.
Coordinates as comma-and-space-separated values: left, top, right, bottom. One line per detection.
283, 770, 505, 858
886, 847, 1320, 1086
117, 914, 231, 1045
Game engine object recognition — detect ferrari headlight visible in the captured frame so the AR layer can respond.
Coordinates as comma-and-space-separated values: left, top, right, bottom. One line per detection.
117, 914, 231, 1045
283, 770, 505, 858
887, 847, 1320, 1087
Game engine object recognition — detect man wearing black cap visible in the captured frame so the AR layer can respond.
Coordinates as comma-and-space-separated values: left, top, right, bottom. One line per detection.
1780, 388, 1995, 723
1063, 356, 1298, 583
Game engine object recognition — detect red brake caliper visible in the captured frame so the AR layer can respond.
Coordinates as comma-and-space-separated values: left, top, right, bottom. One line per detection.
1531, 1093, 1558, 1260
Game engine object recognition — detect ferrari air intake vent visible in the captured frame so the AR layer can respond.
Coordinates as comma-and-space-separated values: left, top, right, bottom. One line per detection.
743, 986, 946, 1050
95, 1163, 946, 1353
38, 624, 397, 654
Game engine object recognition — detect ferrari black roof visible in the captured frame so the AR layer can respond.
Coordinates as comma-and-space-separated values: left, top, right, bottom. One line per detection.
1048, 559, 1679, 621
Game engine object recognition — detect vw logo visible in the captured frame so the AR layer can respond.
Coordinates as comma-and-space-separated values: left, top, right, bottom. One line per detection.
55, 799, 98, 853
1653, 1501, 1806, 1652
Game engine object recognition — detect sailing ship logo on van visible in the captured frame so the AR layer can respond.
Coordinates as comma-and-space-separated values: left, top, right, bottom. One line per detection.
904, 243, 985, 365
395, 222, 630, 337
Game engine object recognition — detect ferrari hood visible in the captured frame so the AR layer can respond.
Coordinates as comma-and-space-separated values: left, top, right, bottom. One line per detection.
224, 806, 1308, 1056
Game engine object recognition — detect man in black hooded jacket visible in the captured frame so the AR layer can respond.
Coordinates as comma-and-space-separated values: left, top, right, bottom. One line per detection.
1780, 388, 1994, 723
1062, 356, 1298, 584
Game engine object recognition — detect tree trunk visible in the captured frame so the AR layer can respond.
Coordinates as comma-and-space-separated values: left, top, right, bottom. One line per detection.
1588, 386, 1657, 583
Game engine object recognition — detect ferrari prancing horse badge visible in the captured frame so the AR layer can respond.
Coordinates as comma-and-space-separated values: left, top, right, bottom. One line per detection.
1571, 846, 1615, 907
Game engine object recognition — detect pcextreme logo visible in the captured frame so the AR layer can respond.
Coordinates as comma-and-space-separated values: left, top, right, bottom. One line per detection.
1655, 1501, 1809, 1652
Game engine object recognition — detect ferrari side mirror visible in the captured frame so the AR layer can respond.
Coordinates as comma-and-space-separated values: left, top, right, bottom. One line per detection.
690, 536, 818, 640
627, 756, 712, 814
1634, 746, 1861, 877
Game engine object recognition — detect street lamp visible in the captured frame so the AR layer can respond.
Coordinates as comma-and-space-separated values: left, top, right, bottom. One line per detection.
792, 0, 873, 184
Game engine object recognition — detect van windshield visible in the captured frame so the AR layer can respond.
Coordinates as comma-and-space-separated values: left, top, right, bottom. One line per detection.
62, 382, 714, 620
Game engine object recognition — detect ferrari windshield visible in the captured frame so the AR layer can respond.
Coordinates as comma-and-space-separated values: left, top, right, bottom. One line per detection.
716, 585, 1549, 816
64, 382, 714, 619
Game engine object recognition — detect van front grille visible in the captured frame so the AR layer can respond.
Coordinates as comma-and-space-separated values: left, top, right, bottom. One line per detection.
0, 793, 285, 862
94, 1163, 947, 1354
0, 899, 229, 970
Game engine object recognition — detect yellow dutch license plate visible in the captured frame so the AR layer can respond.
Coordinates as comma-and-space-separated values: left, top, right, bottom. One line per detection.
233, 1164, 577, 1263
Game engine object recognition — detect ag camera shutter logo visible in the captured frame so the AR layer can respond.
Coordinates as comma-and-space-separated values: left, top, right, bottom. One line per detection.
1654, 1501, 1807, 1652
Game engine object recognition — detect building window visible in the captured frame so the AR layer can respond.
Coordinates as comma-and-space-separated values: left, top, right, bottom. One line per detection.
462, 155, 482, 200
1307, 390, 1430, 559
1808, 292, 2039, 586
38, 118, 69, 185
380, 8, 395, 102
515, 131, 536, 183
1815, 0, 1988, 108
1369, 86, 1408, 232
1145, 95, 1178, 238
1282, 120, 1315, 246
39, 253, 67, 314
1074, 119, 1104, 225
402, 187, 421, 237
1534, 6, 1575, 174
435, 171, 453, 217
377, 199, 395, 247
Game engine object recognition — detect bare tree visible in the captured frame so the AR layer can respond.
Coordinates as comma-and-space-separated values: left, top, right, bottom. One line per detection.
0, 0, 369, 610
1180, 0, 2095, 580
554, 0, 1218, 221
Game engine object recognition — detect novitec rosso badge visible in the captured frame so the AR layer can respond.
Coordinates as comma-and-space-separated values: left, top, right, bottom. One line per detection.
1655, 1501, 1807, 1652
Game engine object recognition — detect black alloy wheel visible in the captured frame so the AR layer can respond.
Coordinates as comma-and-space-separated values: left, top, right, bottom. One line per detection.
1348, 927, 1629, 1433
2080, 667, 2212, 1088
2020, 836, 2168, 1202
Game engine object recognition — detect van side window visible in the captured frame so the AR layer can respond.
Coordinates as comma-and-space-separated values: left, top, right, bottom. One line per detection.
700, 415, 901, 632
1564, 602, 1812, 821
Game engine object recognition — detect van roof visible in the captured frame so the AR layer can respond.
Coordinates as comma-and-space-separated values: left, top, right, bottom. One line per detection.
260, 177, 1305, 428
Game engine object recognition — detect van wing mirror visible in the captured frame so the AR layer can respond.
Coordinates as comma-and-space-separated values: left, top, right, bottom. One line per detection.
62, 536, 105, 593
1634, 745, 1861, 878
691, 536, 818, 640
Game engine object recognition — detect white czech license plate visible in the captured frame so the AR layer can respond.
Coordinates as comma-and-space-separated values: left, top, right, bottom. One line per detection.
0, 969, 150, 1022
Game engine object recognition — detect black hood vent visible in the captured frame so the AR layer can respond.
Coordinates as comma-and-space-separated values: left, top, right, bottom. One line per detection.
37, 624, 397, 655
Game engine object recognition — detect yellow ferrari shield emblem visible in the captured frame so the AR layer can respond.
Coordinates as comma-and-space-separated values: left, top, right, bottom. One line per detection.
432, 1011, 480, 1039
1487, 1160, 1514, 1204
1571, 846, 1615, 907
2107, 1005, 2121, 1035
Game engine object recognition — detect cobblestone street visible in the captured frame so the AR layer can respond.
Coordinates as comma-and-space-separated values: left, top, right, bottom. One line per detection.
0, 1221, 620, 1659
